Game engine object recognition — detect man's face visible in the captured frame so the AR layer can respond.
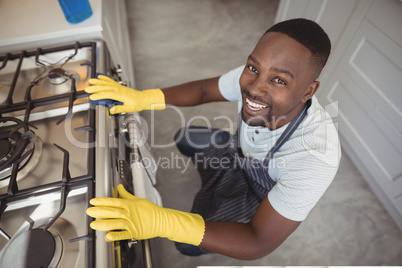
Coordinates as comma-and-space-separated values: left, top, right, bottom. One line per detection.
239, 32, 319, 129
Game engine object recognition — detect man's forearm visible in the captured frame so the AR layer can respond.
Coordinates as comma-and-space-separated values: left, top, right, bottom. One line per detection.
199, 198, 301, 260
200, 221, 274, 260
161, 76, 225, 106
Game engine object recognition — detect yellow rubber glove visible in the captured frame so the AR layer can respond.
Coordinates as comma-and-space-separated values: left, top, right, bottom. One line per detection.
85, 75, 165, 114
86, 184, 205, 245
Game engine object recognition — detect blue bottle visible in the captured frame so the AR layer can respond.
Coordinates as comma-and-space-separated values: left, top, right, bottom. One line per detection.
58, 0, 93, 24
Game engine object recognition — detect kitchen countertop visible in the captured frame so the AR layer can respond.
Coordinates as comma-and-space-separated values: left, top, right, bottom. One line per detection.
0, 0, 102, 53
0, 0, 136, 108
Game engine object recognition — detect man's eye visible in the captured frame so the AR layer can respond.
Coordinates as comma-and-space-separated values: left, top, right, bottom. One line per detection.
273, 78, 286, 85
247, 65, 258, 74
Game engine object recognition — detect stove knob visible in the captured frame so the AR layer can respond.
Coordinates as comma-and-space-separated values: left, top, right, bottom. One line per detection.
127, 239, 137, 248
119, 81, 128, 87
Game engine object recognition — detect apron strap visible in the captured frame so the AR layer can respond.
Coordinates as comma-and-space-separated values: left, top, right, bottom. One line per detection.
234, 99, 312, 160
265, 98, 312, 160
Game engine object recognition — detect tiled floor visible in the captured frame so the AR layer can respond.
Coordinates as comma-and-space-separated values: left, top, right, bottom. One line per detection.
126, 0, 402, 266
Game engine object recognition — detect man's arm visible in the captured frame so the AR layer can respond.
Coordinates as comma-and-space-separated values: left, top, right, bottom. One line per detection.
87, 185, 300, 260
162, 76, 228, 106
85, 75, 227, 114
200, 196, 301, 260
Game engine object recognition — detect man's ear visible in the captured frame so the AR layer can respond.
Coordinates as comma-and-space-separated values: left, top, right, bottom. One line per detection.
302, 81, 320, 103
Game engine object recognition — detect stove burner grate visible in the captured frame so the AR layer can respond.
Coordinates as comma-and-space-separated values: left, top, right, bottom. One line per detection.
0, 42, 97, 267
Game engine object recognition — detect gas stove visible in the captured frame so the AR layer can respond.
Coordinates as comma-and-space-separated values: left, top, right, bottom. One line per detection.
0, 41, 157, 267
0, 41, 96, 268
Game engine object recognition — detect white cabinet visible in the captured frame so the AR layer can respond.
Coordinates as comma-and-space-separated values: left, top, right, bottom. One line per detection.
276, 0, 402, 230
101, 0, 135, 86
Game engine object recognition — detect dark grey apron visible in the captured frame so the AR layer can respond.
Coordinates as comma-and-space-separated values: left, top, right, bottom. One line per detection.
191, 99, 311, 223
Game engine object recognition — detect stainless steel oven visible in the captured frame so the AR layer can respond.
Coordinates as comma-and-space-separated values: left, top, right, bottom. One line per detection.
0, 41, 158, 268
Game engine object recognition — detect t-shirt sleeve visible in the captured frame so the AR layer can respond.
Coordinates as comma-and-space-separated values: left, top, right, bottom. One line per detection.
218, 65, 244, 102
267, 154, 339, 222
267, 112, 341, 222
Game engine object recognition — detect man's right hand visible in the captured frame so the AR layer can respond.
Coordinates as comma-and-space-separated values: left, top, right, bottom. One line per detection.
86, 184, 206, 245
85, 75, 165, 114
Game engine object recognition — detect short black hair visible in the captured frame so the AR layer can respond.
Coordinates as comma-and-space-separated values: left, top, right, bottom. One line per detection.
265, 18, 331, 75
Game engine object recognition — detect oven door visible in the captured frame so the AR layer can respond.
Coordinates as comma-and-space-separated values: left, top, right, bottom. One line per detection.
94, 43, 159, 268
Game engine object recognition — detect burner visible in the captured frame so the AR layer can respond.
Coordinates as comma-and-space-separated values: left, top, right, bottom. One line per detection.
0, 118, 42, 187
43, 68, 81, 95
0, 131, 28, 168
0, 134, 42, 186
0, 217, 79, 268
48, 68, 68, 85
0, 119, 31, 170
1, 228, 56, 268
3, 229, 56, 267
0, 139, 11, 159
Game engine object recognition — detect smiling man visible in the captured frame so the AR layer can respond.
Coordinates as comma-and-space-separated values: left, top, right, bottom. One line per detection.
85, 18, 341, 260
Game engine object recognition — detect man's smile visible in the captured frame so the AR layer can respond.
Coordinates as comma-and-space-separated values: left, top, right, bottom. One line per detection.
245, 98, 269, 111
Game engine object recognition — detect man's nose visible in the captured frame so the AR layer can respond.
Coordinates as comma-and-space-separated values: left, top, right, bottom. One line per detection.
248, 77, 267, 97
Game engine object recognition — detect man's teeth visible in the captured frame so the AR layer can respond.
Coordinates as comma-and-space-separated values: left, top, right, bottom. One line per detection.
246, 98, 268, 111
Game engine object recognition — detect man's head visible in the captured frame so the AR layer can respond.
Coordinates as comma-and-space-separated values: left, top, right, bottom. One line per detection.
239, 18, 331, 129
265, 18, 331, 77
